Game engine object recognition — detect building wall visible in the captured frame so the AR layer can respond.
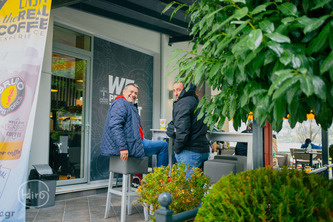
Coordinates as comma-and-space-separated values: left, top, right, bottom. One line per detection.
29, 15, 54, 170
29, 7, 193, 179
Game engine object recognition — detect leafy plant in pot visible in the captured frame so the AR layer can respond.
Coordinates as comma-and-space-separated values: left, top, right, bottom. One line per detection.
136, 163, 210, 221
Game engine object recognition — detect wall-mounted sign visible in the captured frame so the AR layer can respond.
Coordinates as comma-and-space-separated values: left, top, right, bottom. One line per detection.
90, 37, 153, 181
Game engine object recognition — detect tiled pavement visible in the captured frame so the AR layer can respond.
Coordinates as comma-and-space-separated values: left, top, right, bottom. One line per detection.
26, 193, 146, 222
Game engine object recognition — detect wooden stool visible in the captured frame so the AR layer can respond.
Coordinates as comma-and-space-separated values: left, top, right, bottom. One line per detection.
104, 156, 149, 222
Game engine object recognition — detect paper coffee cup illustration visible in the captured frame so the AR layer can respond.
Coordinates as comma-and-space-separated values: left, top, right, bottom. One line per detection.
160, 119, 166, 129
0, 47, 40, 161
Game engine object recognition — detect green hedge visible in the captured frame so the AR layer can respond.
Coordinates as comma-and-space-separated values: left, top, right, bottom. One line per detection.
196, 167, 333, 221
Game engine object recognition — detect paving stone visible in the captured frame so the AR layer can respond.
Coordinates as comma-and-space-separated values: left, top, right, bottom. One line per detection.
26, 193, 146, 222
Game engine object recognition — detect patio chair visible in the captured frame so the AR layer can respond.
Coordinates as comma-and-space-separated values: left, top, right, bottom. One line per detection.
293, 151, 319, 169
104, 156, 149, 222
203, 155, 247, 184
290, 148, 305, 157
312, 150, 322, 168
275, 153, 290, 167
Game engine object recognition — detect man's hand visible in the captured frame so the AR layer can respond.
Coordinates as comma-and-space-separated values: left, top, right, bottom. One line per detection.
166, 121, 175, 138
120, 150, 129, 161
212, 142, 220, 153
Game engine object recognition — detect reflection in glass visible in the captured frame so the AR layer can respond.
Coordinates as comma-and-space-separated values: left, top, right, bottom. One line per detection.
49, 52, 86, 181
53, 25, 91, 51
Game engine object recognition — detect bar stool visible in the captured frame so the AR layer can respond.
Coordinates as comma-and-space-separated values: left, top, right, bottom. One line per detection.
104, 156, 149, 222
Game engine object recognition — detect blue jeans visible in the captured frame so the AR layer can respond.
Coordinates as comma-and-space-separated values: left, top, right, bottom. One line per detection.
175, 150, 209, 178
142, 139, 168, 167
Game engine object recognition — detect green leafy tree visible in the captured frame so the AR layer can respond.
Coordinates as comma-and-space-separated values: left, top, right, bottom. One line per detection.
164, 0, 333, 132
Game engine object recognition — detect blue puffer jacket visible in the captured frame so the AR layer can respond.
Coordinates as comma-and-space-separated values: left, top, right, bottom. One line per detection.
100, 96, 145, 158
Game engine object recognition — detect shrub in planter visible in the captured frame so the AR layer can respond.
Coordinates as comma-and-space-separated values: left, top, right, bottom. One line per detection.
195, 167, 333, 222
136, 163, 210, 221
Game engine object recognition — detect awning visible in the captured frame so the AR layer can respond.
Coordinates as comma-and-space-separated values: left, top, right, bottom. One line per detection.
51, 0, 193, 45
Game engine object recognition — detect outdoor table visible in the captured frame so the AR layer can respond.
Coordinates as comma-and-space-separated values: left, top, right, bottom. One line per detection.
308, 152, 315, 167
207, 132, 253, 170
151, 129, 254, 170
308, 151, 322, 168
294, 150, 320, 168
150, 129, 173, 167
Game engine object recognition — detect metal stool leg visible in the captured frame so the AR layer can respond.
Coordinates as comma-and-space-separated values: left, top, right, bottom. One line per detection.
107, 156, 149, 221
142, 173, 148, 221
104, 171, 113, 218
120, 174, 128, 222
143, 205, 149, 221
127, 175, 133, 215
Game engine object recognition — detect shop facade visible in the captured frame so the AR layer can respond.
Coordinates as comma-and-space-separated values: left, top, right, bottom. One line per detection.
28, 7, 195, 189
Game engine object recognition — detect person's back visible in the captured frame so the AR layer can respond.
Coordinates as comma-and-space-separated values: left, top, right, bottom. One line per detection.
301, 138, 322, 149
235, 122, 253, 156
170, 82, 209, 178
235, 129, 252, 156
172, 84, 209, 154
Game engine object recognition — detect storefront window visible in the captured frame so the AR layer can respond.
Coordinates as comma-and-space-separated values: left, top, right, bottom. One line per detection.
53, 25, 91, 51
49, 53, 86, 181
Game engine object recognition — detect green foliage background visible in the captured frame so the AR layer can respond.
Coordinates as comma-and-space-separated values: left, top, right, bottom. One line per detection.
164, 0, 333, 132
195, 167, 333, 221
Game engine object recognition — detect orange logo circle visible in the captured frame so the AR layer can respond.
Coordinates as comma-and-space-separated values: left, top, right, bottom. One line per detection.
1, 85, 18, 108
0, 76, 25, 116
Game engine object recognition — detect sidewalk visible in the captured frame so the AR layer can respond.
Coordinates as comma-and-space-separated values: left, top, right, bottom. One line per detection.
26, 193, 146, 222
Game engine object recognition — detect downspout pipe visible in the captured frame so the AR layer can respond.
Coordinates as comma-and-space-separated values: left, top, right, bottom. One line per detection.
264, 121, 273, 167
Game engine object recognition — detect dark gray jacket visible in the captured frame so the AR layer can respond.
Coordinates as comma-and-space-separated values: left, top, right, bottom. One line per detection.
171, 84, 209, 154
100, 95, 145, 158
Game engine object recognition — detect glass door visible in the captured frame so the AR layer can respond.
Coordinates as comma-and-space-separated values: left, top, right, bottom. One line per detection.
49, 52, 88, 184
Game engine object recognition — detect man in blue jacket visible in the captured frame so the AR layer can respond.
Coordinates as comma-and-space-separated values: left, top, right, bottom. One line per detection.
100, 83, 168, 167
301, 138, 322, 149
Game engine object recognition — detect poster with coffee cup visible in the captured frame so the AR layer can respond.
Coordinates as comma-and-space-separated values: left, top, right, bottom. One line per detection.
0, 0, 52, 220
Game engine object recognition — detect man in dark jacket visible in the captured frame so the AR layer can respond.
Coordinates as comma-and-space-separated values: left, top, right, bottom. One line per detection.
167, 81, 209, 178
100, 83, 168, 167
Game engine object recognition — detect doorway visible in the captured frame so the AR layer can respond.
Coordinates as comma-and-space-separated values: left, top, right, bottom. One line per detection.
49, 52, 89, 184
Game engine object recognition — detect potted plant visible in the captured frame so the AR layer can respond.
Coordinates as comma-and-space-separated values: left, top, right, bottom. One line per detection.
136, 163, 210, 221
